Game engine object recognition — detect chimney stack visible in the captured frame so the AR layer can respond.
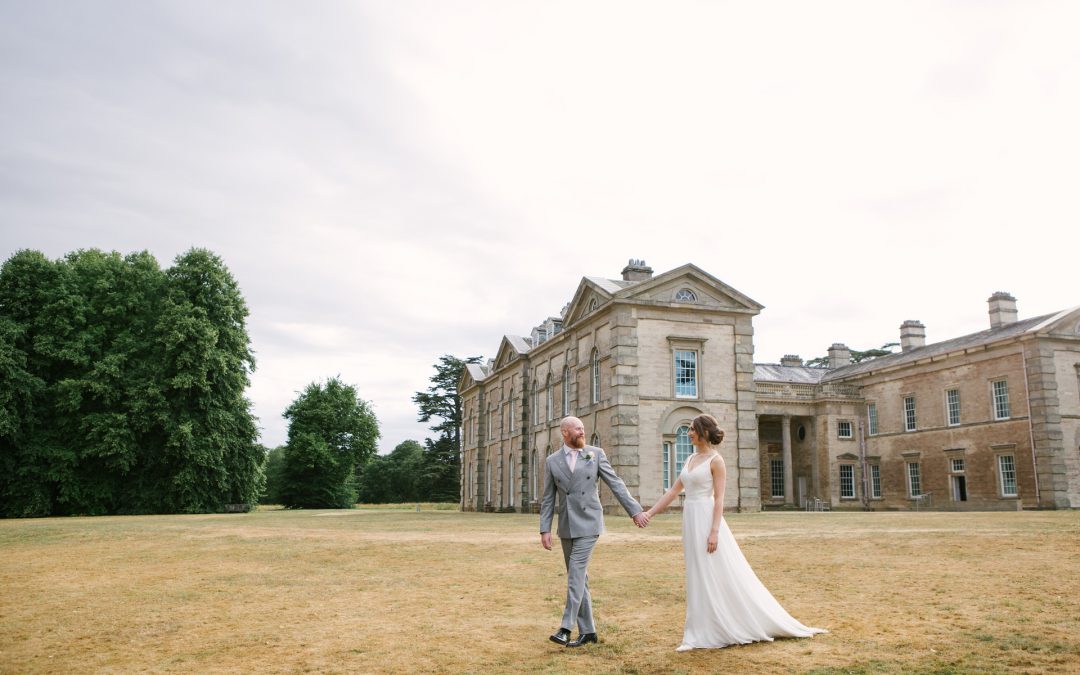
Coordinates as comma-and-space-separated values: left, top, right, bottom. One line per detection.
780, 354, 804, 367
988, 292, 1018, 329
828, 344, 851, 369
900, 320, 926, 352
621, 258, 654, 281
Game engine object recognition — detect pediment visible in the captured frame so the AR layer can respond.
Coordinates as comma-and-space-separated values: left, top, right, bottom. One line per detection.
618, 264, 763, 313
562, 278, 618, 327
458, 362, 489, 391
492, 335, 531, 372
1030, 306, 1080, 338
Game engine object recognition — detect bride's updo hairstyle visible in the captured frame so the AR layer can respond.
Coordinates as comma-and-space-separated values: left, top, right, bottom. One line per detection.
692, 414, 725, 445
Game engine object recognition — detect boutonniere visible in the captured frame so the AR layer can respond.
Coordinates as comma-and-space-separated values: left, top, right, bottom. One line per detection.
582, 451, 594, 463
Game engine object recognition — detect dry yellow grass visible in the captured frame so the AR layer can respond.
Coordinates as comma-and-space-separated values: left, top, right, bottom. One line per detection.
2, 507, 1079, 674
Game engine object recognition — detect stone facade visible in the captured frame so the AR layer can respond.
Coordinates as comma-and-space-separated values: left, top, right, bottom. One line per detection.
460, 264, 1080, 513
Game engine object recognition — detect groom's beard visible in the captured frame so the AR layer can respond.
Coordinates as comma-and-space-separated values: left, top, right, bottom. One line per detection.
569, 435, 586, 449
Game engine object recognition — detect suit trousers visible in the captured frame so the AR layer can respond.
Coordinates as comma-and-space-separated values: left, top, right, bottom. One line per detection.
560, 534, 599, 633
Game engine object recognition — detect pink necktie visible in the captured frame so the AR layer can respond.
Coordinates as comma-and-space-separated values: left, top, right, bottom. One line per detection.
568, 450, 578, 472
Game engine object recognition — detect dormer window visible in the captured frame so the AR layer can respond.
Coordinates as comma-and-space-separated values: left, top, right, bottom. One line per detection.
588, 298, 599, 312
674, 288, 697, 302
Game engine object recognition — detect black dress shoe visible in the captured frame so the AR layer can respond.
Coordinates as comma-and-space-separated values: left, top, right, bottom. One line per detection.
567, 632, 598, 647
549, 628, 572, 646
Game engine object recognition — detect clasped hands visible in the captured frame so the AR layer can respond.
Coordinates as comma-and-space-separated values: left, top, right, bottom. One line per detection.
632, 511, 651, 528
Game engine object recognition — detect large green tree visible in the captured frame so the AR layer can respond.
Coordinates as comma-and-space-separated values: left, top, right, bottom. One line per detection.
357, 440, 424, 503
0, 247, 263, 516
412, 354, 480, 502
278, 377, 379, 508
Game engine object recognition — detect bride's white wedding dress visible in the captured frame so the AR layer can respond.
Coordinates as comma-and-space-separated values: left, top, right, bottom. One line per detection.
677, 454, 826, 652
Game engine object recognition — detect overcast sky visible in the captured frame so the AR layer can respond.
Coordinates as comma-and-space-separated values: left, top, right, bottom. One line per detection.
2, 1, 1078, 453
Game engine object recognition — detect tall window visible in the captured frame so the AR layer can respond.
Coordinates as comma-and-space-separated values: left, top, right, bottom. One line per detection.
508, 456, 515, 507
870, 465, 881, 498
904, 396, 917, 432
546, 375, 554, 421
591, 349, 601, 404
838, 420, 853, 439
992, 380, 1011, 420
530, 449, 538, 499
998, 455, 1017, 496
562, 365, 571, 416
839, 464, 855, 498
489, 408, 496, 440
663, 442, 672, 490
532, 381, 539, 424
907, 462, 922, 497
486, 460, 491, 503
867, 403, 878, 436
946, 389, 961, 426
675, 425, 693, 477
509, 390, 515, 432
770, 459, 784, 499
590, 432, 600, 447
674, 350, 698, 398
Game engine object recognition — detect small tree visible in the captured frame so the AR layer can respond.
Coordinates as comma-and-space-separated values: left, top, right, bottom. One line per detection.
278, 377, 379, 508
805, 343, 899, 368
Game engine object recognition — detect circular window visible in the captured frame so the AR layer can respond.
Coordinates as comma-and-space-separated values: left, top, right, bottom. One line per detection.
674, 288, 697, 302
797, 425, 806, 441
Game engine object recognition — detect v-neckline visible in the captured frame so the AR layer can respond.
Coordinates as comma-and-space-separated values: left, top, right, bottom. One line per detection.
686, 452, 716, 473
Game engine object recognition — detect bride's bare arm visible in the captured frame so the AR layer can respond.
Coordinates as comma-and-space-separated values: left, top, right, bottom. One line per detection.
645, 477, 684, 518
707, 458, 727, 553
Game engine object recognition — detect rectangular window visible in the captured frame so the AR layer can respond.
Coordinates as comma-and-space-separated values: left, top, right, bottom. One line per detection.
663, 442, 672, 490
867, 403, 878, 436
674, 350, 698, 398
993, 380, 1011, 420
904, 396, 917, 432
998, 455, 1017, 496
946, 389, 960, 426
839, 464, 855, 498
907, 462, 922, 497
870, 465, 881, 498
770, 459, 784, 499
951, 458, 965, 473
838, 420, 853, 439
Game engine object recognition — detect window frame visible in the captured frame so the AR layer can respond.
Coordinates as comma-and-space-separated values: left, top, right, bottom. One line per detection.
867, 402, 878, 436
839, 464, 855, 499
904, 395, 917, 432
992, 379, 1011, 421
590, 349, 601, 404
673, 349, 699, 399
837, 420, 853, 439
869, 464, 882, 499
997, 454, 1018, 497
946, 388, 961, 427
770, 457, 785, 499
907, 461, 922, 497
562, 365, 571, 416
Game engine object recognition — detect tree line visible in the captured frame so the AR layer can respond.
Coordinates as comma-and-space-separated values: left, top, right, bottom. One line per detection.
0, 247, 477, 516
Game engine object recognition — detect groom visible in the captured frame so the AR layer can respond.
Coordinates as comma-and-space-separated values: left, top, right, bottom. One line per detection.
540, 416, 650, 647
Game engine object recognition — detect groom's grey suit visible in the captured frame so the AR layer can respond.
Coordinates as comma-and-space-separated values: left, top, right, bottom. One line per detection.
540, 444, 643, 634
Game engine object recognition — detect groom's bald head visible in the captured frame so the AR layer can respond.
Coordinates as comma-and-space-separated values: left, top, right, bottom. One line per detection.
561, 416, 586, 449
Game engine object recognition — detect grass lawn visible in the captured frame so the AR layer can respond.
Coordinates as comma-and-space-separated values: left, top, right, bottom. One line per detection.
2, 507, 1078, 673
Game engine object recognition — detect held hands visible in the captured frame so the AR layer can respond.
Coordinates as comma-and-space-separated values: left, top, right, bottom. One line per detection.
632, 511, 651, 528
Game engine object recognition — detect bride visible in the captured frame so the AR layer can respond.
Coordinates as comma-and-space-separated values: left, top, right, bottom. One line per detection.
645, 414, 826, 652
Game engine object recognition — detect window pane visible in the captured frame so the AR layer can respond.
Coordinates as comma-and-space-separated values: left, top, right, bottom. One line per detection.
868, 403, 878, 436
838, 420, 852, 438
840, 464, 854, 498
907, 462, 921, 496
904, 396, 917, 431
675, 426, 693, 477
870, 465, 881, 498
993, 380, 1011, 420
663, 442, 671, 490
770, 459, 784, 498
674, 350, 697, 398
947, 389, 960, 426
998, 455, 1017, 496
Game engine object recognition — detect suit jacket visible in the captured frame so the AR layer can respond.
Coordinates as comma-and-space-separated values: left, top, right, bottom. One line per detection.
539, 445, 643, 539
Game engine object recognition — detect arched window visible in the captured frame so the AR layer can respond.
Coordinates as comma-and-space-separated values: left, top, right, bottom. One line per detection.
590, 432, 600, 447
546, 375, 554, 421
530, 449, 538, 500
486, 460, 491, 503
562, 365, 571, 416
532, 380, 539, 425
674, 288, 697, 302
675, 425, 693, 477
509, 389, 515, 433
591, 349, 601, 404
589, 298, 599, 312
508, 455, 515, 507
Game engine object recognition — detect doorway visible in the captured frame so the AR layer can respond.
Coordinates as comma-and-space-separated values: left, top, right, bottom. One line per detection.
952, 475, 967, 502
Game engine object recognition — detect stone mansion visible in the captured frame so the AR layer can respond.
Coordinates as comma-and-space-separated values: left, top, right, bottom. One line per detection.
458, 260, 1080, 513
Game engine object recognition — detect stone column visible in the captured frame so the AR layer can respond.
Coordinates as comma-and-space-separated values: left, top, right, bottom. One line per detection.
782, 414, 794, 505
